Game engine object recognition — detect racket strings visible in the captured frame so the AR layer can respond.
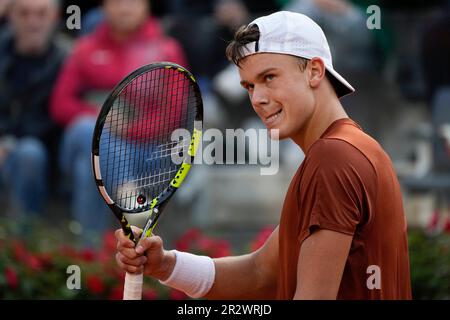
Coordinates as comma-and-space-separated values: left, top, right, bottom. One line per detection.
99, 67, 198, 211
119, 169, 179, 192
145, 140, 190, 162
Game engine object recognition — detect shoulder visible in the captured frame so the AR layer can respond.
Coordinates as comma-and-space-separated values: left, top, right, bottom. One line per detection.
301, 138, 377, 191
307, 138, 373, 170
69, 26, 107, 58
72, 34, 97, 54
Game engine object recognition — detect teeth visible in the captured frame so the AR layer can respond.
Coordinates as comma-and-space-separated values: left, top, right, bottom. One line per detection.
267, 110, 281, 123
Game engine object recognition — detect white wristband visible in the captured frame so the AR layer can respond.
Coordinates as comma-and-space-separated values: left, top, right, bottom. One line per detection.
159, 250, 215, 298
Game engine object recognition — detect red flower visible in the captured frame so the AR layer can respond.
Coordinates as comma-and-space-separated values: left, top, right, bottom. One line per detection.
175, 229, 233, 257
169, 289, 187, 300
108, 285, 124, 300
97, 251, 113, 264
59, 245, 78, 259
86, 275, 105, 295
36, 253, 53, 269
102, 230, 117, 254
143, 288, 158, 300
12, 241, 27, 262
4, 266, 19, 290
197, 237, 215, 253
79, 248, 96, 262
443, 217, 450, 234
26, 255, 43, 271
250, 226, 275, 251
213, 240, 232, 258
176, 228, 201, 251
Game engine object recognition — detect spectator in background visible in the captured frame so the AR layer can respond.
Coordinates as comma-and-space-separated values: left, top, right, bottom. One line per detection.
50, 0, 187, 242
168, 0, 215, 16
211, 0, 250, 76
284, 0, 376, 72
208, 0, 254, 128
0, 0, 11, 30
78, 6, 104, 37
421, 8, 450, 107
0, 0, 65, 218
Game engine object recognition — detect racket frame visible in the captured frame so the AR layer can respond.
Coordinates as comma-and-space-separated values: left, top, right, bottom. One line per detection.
91, 62, 203, 243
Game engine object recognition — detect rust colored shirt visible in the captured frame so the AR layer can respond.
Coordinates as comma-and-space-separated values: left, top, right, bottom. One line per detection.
277, 118, 412, 299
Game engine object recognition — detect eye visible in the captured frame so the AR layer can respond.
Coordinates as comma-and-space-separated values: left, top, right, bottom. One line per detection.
245, 84, 254, 92
264, 74, 275, 82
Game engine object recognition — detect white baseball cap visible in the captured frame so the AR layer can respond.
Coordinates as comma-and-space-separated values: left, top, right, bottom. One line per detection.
242, 11, 355, 98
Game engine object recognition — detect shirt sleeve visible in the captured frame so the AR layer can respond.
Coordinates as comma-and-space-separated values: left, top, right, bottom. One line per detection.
299, 138, 375, 239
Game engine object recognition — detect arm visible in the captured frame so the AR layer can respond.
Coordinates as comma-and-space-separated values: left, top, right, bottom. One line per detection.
50, 45, 98, 127
116, 226, 280, 300
294, 229, 352, 300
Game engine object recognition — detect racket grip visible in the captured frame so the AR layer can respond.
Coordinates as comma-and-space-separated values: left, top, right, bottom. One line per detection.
123, 272, 143, 300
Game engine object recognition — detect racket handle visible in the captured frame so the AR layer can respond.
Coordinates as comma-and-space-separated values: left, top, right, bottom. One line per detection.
123, 272, 143, 300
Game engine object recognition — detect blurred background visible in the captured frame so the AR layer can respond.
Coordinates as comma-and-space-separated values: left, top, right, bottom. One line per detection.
0, 0, 449, 299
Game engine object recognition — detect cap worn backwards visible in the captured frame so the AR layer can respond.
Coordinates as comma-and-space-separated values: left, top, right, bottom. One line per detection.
242, 11, 355, 98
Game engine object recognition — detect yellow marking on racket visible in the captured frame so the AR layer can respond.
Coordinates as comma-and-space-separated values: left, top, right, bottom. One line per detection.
189, 128, 201, 156
143, 229, 153, 238
170, 162, 191, 188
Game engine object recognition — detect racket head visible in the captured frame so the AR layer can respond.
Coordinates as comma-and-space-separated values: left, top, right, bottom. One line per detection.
91, 62, 203, 242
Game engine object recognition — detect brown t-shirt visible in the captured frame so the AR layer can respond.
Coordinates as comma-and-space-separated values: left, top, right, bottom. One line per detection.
276, 118, 412, 299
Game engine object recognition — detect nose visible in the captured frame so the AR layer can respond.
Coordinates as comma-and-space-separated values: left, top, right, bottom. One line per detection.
250, 85, 269, 109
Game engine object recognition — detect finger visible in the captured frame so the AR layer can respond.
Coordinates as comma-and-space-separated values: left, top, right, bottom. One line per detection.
136, 235, 163, 255
117, 246, 141, 260
116, 254, 144, 274
131, 226, 143, 238
125, 265, 144, 274
116, 252, 147, 267
115, 228, 135, 248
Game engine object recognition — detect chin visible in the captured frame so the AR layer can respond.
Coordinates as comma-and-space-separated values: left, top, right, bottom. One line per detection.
268, 128, 287, 140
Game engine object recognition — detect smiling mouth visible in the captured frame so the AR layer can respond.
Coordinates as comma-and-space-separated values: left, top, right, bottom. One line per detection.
265, 109, 282, 124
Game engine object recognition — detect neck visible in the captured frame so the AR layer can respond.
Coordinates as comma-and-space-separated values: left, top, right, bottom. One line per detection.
110, 22, 145, 43
15, 39, 48, 56
293, 95, 348, 154
110, 30, 130, 43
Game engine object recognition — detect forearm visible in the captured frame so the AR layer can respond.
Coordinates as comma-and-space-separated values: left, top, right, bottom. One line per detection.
50, 53, 98, 126
157, 251, 277, 300
205, 252, 277, 300
50, 90, 97, 126
157, 227, 279, 300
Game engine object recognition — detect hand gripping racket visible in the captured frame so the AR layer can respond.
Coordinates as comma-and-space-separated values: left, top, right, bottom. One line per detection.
91, 62, 203, 300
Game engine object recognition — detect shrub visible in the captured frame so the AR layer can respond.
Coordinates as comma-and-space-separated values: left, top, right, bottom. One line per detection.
1, 219, 448, 299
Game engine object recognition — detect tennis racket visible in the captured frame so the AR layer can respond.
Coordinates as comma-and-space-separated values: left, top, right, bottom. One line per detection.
91, 62, 203, 300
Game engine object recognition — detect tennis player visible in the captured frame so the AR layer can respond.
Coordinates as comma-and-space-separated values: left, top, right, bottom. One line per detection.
115, 11, 412, 299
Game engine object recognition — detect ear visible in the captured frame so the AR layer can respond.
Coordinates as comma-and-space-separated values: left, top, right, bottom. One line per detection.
308, 57, 326, 89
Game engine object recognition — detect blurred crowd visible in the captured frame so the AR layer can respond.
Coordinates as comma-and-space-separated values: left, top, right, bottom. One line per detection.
0, 0, 450, 245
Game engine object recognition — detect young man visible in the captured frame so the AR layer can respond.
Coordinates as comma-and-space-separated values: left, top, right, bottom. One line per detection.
115, 11, 412, 299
